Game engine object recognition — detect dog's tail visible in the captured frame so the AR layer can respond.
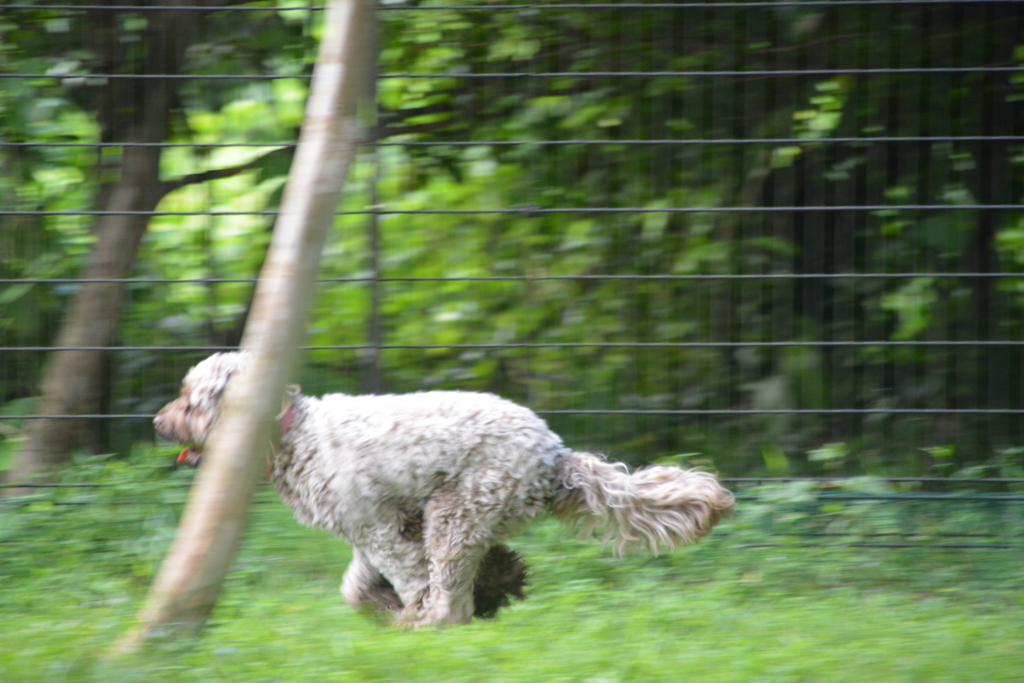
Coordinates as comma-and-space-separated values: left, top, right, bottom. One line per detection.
550, 451, 735, 554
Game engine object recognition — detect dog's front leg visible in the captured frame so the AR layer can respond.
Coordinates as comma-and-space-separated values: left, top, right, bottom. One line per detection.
356, 524, 431, 624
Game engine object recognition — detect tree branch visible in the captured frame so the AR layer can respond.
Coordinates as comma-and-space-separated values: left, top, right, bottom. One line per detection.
158, 147, 287, 197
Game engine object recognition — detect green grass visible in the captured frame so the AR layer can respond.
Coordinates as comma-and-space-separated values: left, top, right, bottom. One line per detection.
3, 458, 1024, 682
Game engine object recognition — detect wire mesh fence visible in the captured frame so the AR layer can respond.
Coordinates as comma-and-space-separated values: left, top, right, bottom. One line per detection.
2, 0, 1024, 539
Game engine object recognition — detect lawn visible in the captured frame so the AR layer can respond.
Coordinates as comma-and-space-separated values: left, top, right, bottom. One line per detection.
2, 457, 1023, 682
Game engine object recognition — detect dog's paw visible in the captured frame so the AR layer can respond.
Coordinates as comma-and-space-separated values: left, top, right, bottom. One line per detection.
393, 605, 441, 629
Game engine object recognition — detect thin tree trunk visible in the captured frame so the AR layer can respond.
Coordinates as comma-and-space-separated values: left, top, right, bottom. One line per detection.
4, 3, 205, 490
112, 0, 378, 653
6, 160, 170, 493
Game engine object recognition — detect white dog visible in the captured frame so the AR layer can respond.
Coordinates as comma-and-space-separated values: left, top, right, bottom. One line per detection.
155, 352, 734, 627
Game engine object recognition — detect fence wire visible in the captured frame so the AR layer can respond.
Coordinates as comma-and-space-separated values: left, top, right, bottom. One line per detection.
2, 0, 1024, 497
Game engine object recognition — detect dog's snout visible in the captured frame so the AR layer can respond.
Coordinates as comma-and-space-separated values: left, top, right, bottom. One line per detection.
153, 410, 173, 440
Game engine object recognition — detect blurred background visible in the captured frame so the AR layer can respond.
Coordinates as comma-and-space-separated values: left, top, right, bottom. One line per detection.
5, 0, 1024, 477
2, 0, 1024, 479
3, 1, 1024, 680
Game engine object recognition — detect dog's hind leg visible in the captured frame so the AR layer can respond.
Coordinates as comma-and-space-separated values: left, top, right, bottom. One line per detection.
341, 548, 402, 613
405, 482, 501, 627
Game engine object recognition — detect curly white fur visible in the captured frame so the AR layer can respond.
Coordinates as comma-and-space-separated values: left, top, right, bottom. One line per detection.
155, 352, 734, 627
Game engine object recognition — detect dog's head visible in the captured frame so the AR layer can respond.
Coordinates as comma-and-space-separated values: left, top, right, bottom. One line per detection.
154, 351, 251, 467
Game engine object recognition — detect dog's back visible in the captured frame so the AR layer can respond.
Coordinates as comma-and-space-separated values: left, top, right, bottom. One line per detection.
313, 389, 565, 470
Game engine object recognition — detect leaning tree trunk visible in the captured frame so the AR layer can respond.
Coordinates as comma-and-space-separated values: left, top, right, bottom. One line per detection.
5, 3, 197, 489
112, 0, 378, 653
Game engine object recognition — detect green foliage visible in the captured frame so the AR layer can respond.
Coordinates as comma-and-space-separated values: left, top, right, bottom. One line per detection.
4, 3, 1024, 475
0, 2, 319, 452
299, 5, 1024, 471
0, 450, 191, 582
881, 277, 938, 341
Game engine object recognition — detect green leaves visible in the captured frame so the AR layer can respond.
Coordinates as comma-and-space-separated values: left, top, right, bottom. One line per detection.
881, 277, 937, 341
4, 2, 1023, 475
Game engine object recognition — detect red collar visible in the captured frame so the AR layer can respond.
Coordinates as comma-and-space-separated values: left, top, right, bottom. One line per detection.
279, 404, 297, 436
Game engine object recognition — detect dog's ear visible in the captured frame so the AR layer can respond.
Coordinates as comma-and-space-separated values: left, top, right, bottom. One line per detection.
211, 353, 248, 396
213, 370, 233, 397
